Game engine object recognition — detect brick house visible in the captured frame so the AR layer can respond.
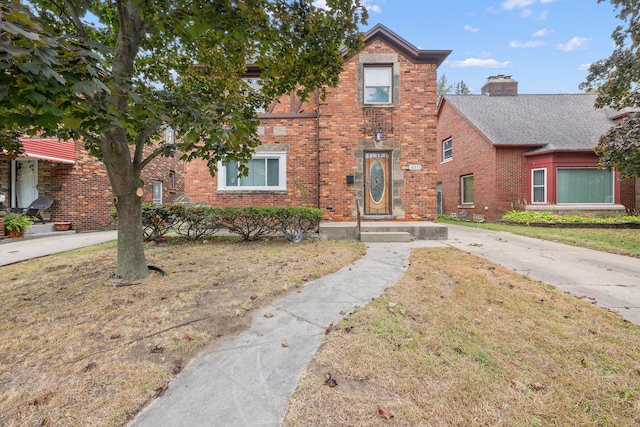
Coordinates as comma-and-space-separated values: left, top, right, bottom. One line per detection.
184, 24, 451, 230
436, 75, 637, 222
0, 134, 184, 233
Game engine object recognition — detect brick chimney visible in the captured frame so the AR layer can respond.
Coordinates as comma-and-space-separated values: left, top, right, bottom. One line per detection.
481, 75, 518, 96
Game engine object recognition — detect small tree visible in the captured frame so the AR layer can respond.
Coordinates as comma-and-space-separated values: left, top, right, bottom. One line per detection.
1, 0, 367, 279
580, 0, 640, 178
454, 80, 471, 95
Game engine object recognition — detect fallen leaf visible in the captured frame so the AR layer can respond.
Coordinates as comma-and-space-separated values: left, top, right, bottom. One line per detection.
324, 372, 337, 387
110, 334, 121, 339
250, 294, 258, 300
281, 342, 290, 348
154, 385, 168, 398
325, 322, 334, 335
31, 391, 52, 405
377, 404, 394, 419
264, 313, 274, 318
184, 333, 194, 341
530, 382, 545, 391
339, 311, 346, 316
83, 362, 96, 372
151, 345, 164, 354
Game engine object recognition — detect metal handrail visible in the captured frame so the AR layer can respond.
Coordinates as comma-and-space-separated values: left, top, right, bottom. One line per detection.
356, 199, 361, 236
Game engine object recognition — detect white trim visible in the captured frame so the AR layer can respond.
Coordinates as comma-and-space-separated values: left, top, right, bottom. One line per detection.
443, 138, 452, 161
531, 168, 546, 204
218, 151, 287, 191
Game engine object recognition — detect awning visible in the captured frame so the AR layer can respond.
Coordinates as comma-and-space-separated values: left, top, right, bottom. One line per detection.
2, 138, 76, 164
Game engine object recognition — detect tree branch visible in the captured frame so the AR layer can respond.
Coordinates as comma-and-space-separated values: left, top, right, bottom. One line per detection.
133, 121, 164, 167
62, 0, 88, 42
73, 128, 104, 147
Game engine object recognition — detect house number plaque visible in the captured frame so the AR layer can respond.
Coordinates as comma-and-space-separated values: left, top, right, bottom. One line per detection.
408, 164, 422, 171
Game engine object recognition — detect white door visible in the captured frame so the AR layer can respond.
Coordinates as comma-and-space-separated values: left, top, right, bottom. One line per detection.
12, 159, 38, 208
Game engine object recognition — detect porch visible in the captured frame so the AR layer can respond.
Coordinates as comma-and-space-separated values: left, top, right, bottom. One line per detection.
319, 221, 448, 242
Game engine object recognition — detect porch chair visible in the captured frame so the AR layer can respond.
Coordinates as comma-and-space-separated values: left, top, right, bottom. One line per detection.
11, 196, 54, 224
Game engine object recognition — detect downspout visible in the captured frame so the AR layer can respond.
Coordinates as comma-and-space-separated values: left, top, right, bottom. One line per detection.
316, 89, 321, 209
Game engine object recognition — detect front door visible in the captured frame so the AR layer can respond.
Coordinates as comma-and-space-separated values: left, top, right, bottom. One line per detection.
364, 151, 391, 215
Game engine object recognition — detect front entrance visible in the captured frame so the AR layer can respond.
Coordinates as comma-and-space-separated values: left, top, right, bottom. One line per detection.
11, 159, 38, 208
364, 151, 391, 215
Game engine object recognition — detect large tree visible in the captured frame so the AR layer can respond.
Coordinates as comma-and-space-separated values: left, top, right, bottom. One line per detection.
580, 0, 640, 179
0, 0, 367, 279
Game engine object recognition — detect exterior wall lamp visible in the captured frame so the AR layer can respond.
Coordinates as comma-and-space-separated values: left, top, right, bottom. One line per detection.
375, 129, 381, 142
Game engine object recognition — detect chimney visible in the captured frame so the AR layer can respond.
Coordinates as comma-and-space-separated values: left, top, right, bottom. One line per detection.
481, 75, 518, 96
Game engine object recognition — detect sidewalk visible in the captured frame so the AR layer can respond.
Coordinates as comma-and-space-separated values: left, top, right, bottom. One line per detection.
0, 230, 118, 266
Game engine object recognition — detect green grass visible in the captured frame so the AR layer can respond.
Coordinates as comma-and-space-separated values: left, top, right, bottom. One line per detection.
439, 216, 640, 258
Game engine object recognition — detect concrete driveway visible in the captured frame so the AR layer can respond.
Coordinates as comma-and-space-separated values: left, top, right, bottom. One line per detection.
444, 223, 640, 324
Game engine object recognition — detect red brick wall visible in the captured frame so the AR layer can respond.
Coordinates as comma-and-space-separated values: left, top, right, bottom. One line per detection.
319, 39, 440, 221
184, 116, 319, 208
437, 99, 526, 221
183, 38, 442, 223
1, 142, 184, 232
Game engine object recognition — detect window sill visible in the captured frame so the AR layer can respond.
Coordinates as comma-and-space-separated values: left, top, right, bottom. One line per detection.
440, 158, 452, 164
217, 189, 288, 194
457, 204, 475, 209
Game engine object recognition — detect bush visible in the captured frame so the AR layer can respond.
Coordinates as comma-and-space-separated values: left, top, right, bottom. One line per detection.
501, 210, 640, 225
112, 204, 323, 242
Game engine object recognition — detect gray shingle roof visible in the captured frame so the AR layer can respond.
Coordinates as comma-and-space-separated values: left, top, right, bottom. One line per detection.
442, 94, 615, 153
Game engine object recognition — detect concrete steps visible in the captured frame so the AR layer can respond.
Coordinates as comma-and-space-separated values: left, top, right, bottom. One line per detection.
319, 221, 448, 241
359, 231, 412, 242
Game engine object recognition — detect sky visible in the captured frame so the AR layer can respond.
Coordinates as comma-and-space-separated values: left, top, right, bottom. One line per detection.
326, 0, 623, 94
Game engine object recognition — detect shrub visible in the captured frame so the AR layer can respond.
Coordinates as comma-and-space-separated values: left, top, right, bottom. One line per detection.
502, 210, 640, 224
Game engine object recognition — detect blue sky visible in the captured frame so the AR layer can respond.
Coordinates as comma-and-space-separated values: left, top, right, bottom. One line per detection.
340, 0, 622, 94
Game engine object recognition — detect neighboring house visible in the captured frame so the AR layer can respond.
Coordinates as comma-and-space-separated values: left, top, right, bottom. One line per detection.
436, 75, 637, 222
184, 24, 451, 226
0, 133, 184, 232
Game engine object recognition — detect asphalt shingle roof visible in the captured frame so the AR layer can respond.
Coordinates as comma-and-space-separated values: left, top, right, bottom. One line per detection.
442, 94, 616, 153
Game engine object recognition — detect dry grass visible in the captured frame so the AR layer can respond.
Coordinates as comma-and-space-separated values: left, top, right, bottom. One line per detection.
284, 248, 640, 427
0, 237, 366, 427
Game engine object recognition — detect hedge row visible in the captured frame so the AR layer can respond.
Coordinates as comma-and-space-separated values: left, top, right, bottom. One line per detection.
502, 210, 640, 225
112, 203, 324, 242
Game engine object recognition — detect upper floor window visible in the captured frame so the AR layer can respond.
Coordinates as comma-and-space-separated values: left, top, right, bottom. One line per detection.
443, 138, 453, 161
218, 152, 287, 191
245, 78, 266, 113
364, 66, 392, 104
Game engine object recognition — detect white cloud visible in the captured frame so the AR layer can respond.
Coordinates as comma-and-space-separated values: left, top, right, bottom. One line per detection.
557, 36, 591, 52
520, 9, 533, 18
533, 28, 552, 37
480, 51, 493, 57
540, 0, 554, 3
509, 40, 546, 48
578, 63, 591, 71
502, 0, 536, 10
449, 58, 513, 68
464, 25, 480, 32
538, 10, 549, 20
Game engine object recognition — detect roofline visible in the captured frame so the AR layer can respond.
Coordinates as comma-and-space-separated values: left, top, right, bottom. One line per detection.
522, 148, 595, 157
359, 24, 451, 66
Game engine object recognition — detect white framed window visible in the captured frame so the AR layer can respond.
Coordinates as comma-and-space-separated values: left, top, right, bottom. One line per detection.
461, 174, 474, 204
245, 78, 266, 113
443, 138, 453, 161
164, 126, 174, 145
152, 181, 163, 204
557, 168, 614, 204
218, 152, 287, 191
532, 168, 546, 203
364, 66, 392, 104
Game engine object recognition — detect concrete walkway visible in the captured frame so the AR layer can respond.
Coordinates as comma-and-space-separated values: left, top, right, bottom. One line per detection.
0, 230, 118, 266
444, 223, 640, 324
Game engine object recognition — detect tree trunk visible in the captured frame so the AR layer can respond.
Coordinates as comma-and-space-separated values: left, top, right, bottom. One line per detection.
114, 189, 148, 280
103, 131, 149, 280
